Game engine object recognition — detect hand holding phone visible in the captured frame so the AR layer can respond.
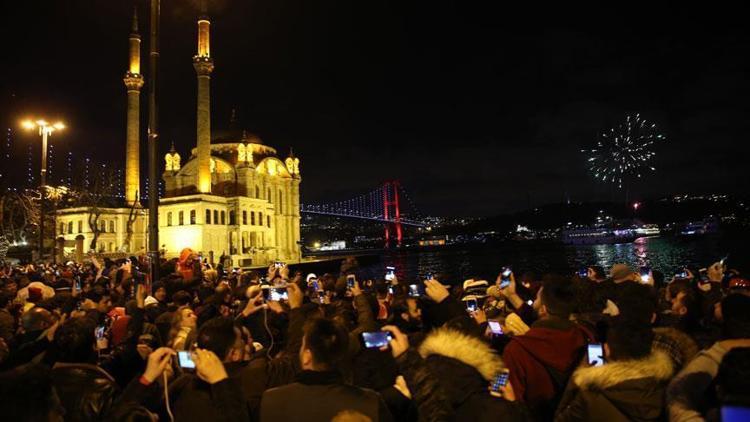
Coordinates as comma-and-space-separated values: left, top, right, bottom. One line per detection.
490, 370, 510, 393
499, 267, 512, 289
465, 298, 478, 313
488, 320, 503, 336
361, 331, 393, 349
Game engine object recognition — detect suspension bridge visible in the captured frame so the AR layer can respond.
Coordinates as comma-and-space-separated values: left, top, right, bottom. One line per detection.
300, 180, 426, 247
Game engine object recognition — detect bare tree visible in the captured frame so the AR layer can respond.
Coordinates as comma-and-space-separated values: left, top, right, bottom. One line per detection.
71, 166, 119, 251
0, 191, 39, 246
121, 190, 140, 252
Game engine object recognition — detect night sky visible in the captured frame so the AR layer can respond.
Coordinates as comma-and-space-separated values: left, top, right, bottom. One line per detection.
2, 2, 748, 216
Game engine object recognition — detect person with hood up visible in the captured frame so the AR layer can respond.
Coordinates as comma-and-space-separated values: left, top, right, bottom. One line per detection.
384, 323, 528, 421
555, 318, 674, 421
502, 275, 588, 421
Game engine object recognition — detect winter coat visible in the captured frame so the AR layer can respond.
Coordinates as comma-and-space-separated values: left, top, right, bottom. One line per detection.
555, 349, 674, 422
502, 316, 587, 420
51, 363, 119, 422
260, 370, 394, 422
170, 375, 250, 422
398, 326, 528, 422
667, 341, 729, 422
652, 326, 699, 372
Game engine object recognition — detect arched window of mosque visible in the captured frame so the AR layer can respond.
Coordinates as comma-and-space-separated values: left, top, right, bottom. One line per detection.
190, 210, 196, 225
100, 221, 106, 233
267, 215, 271, 228
255, 186, 260, 198
205, 209, 211, 224
251, 211, 255, 225
109, 221, 115, 232
267, 188, 271, 202
78, 220, 83, 233
213, 210, 219, 224
221, 211, 226, 225
279, 190, 283, 214
68, 221, 73, 234
259, 212, 263, 225
242, 210, 247, 225
229, 211, 236, 225
167, 212, 173, 226
178, 211, 184, 225
109, 242, 114, 252
59, 222, 64, 234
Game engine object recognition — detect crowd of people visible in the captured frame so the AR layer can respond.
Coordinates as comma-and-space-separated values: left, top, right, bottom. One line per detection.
0, 249, 749, 421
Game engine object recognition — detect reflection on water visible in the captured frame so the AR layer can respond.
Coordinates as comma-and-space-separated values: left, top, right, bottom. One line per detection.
359, 234, 745, 284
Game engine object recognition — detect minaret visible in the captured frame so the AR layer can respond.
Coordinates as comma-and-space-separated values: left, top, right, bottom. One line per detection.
123, 7, 144, 205
193, 2, 214, 193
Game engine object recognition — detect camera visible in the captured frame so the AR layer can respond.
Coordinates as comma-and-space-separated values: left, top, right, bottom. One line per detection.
360, 331, 393, 349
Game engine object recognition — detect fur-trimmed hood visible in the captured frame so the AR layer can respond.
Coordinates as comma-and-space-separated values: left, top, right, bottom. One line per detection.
572, 349, 674, 390
418, 326, 504, 381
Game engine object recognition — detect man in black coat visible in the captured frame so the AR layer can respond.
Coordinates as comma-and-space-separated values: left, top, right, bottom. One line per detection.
260, 317, 393, 421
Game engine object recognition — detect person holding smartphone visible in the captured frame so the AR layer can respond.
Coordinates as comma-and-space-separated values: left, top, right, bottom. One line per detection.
379, 325, 523, 421
556, 319, 673, 421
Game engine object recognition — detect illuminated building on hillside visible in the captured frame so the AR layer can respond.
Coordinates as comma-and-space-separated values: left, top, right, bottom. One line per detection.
56, 8, 301, 266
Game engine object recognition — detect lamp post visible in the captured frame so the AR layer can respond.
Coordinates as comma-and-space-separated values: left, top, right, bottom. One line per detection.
22, 119, 65, 262
147, 0, 161, 283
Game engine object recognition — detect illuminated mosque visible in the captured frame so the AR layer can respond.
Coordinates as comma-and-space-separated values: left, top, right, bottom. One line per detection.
56, 9, 302, 267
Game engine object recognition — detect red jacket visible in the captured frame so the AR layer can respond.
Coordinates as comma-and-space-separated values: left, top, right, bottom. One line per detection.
503, 317, 586, 415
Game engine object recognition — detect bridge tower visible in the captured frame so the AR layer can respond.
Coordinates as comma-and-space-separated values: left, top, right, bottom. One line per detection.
382, 180, 403, 248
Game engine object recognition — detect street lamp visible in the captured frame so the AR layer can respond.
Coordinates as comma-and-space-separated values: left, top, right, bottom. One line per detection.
21, 118, 65, 262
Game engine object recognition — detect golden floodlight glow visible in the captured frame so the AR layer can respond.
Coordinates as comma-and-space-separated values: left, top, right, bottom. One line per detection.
53, 122, 65, 130
36, 119, 48, 126
21, 120, 35, 130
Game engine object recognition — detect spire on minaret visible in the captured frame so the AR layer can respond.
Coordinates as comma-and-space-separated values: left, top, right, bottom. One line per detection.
131, 6, 139, 34
194, 4, 215, 193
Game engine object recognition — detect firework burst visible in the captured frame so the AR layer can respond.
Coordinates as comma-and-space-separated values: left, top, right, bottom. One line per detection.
582, 114, 665, 189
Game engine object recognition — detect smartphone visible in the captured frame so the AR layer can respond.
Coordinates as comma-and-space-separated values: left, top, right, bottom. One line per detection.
75, 279, 82, 291
408, 284, 424, 297
640, 266, 651, 283
385, 266, 396, 281
500, 267, 512, 288
578, 267, 589, 278
269, 287, 288, 302
465, 298, 478, 313
317, 290, 326, 303
360, 331, 393, 349
347, 275, 356, 289
587, 343, 604, 367
424, 273, 433, 281
388, 285, 395, 295
675, 269, 688, 279
722, 406, 750, 422
490, 370, 510, 393
311, 280, 319, 291
488, 320, 503, 335
177, 350, 196, 369
95, 326, 108, 350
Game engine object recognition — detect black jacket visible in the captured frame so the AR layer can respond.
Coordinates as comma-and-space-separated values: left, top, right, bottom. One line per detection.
555, 349, 674, 422
260, 370, 393, 422
171, 376, 250, 422
401, 327, 529, 422
51, 362, 119, 422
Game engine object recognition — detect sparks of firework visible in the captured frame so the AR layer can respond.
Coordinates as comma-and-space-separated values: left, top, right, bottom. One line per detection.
582, 114, 665, 189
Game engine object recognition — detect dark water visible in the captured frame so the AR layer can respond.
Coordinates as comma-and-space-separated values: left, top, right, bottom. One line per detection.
358, 233, 749, 284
